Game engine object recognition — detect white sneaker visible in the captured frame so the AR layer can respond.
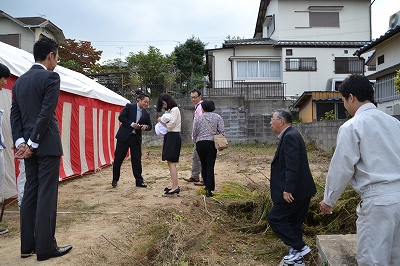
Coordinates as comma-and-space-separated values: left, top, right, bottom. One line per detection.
283, 245, 310, 263
284, 246, 294, 260
285, 256, 305, 266
0, 227, 9, 235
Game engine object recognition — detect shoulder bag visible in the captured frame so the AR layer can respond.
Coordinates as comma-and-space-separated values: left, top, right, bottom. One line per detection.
201, 114, 228, 151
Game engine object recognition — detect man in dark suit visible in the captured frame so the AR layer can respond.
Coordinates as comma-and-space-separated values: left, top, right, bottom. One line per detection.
268, 109, 316, 265
112, 92, 152, 188
10, 37, 72, 261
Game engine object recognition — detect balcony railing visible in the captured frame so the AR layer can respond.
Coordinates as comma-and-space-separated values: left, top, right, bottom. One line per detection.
374, 74, 400, 103
205, 80, 285, 99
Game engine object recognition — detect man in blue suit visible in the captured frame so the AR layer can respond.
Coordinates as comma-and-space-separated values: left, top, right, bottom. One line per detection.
10, 37, 72, 261
268, 109, 316, 265
112, 92, 152, 188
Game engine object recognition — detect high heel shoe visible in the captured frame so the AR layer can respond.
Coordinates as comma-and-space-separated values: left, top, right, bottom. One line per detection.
164, 187, 171, 192
165, 186, 180, 195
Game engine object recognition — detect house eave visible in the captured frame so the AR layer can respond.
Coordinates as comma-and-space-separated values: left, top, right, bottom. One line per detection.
354, 25, 400, 56
366, 63, 400, 79
253, 0, 271, 38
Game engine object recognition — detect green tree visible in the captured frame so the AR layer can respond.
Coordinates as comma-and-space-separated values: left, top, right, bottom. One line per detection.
173, 36, 208, 86
126, 46, 176, 86
58, 39, 102, 74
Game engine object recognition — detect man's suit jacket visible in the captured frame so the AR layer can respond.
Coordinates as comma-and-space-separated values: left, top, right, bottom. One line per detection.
10, 65, 63, 156
115, 103, 152, 143
270, 126, 316, 203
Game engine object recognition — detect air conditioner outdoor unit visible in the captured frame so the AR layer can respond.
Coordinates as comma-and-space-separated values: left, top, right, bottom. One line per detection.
389, 11, 400, 29
385, 104, 400, 116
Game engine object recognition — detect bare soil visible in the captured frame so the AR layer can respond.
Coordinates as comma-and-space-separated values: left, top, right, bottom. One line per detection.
0, 144, 330, 266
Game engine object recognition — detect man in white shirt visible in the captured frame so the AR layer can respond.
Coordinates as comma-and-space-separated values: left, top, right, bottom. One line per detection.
320, 74, 400, 265
184, 89, 204, 186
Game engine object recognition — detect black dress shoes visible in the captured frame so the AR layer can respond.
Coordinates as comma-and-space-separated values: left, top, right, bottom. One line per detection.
37, 245, 73, 261
136, 183, 147, 188
165, 186, 180, 195
112, 180, 118, 187
206, 190, 214, 197
21, 249, 35, 258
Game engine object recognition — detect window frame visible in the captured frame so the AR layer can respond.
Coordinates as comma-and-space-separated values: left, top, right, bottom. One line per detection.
309, 12, 340, 27
334, 57, 364, 74
236, 60, 281, 79
285, 57, 317, 71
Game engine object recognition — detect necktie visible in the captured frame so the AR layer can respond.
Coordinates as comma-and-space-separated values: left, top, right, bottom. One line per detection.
136, 108, 142, 123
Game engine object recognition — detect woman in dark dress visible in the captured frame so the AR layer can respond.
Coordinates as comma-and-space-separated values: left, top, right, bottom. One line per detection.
156, 94, 182, 195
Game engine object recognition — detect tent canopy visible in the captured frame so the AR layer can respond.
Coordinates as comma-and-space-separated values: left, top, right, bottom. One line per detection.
0, 41, 130, 106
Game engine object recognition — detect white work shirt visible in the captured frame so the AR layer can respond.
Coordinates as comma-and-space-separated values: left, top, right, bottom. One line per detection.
324, 103, 400, 206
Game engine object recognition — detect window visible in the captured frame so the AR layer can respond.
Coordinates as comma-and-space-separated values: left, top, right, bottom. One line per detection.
237, 61, 280, 78
316, 103, 347, 120
309, 12, 339, 27
285, 58, 317, 71
334, 57, 364, 74
0, 34, 20, 48
286, 49, 293, 56
378, 55, 384, 65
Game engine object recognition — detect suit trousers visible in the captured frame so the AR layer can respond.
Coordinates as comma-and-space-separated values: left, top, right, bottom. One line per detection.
196, 140, 217, 191
191, 145, 202, 179
20, 155, 60, 255
267, 196, 311, 250
113, 134, 143, 185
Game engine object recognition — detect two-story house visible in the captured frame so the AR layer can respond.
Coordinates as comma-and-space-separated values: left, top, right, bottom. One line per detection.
0, 10, 65, 53
354, 10, 400, 116
205, 0, 373, 99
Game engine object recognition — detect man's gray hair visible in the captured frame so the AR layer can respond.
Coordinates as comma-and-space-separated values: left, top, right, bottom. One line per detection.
275, 109, 292, 124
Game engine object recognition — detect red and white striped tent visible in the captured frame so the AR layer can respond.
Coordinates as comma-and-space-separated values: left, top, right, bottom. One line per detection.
0, 41, 130, 199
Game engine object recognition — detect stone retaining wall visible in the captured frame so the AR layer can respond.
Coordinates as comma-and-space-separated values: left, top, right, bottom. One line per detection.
140, 96, 345, 151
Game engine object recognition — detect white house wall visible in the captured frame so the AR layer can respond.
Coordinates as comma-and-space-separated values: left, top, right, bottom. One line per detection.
34, 28, 57, 44
265, 0, 370, 42
0, 19, 35, 53
211, 45, 373, 96
284, 47, 374, 96
374, 35, 400, 73
212, 48, 234, 81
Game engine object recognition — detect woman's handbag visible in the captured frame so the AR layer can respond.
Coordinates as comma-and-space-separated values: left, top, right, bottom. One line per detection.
213, 134, 229, 151
201, 115, 228, 151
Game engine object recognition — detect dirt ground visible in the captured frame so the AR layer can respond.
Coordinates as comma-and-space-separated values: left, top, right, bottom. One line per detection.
0, 144, 330, 266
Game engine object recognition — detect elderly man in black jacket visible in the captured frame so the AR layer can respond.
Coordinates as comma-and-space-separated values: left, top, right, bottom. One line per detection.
268, 109, 316, 265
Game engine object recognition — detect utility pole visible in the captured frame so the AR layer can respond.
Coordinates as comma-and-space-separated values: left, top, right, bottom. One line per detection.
116, 47, 123, 68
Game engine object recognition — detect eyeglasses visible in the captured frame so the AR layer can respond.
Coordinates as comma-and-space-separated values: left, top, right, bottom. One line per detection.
270, 117, 281, 121
190, 96, 199, 99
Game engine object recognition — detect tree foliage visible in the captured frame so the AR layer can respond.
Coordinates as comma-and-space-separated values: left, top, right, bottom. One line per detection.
173, 36, 207, 83
126, 46, 176, 85
58, 38, 102, 74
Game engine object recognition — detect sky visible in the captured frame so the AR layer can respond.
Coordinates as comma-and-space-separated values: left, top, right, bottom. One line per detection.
2, 0, 400, 63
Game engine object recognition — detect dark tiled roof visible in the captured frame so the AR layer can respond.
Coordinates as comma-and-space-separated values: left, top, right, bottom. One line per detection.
15, 17, 47, 26
313, 97, 342, 101
223, 38, 276, 47
274, 40, 367, 47
222, 38, 368, 49
354, 25, 400, 56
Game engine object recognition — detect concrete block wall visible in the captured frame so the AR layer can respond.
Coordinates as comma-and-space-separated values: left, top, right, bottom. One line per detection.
138, 96, 344, 152
293, 120, 346, 152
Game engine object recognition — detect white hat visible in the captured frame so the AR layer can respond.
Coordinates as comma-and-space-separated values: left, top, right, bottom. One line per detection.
155, 122, 168, 135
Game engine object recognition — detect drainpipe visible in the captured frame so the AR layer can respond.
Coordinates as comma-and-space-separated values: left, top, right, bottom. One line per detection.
369, 0, 375, 40
229, 47, 236, 88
